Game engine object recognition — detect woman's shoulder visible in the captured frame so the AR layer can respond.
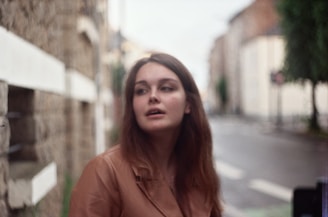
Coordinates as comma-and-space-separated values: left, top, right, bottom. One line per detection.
78, 145, 128, 183
101, 144, 122, 157
90, 144, 127, 169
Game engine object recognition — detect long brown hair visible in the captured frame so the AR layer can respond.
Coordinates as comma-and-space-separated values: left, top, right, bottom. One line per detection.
120, 52, 222, 217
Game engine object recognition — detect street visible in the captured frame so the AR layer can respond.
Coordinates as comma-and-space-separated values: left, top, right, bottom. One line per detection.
209, 116, 328, 217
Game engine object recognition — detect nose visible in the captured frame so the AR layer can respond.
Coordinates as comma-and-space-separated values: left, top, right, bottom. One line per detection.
149, 89, 159, 104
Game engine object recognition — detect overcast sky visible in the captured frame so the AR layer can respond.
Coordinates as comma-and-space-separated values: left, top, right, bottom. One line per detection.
109, 0, 253, 92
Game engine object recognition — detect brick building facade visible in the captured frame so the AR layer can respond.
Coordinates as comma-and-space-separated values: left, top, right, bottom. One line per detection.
0, 0, 113, 216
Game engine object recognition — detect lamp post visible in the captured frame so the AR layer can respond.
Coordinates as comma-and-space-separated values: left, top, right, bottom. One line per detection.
270, 70, 284, 128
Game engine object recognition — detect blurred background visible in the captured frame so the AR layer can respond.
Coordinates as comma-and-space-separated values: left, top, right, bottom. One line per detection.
0, 0, 327, 216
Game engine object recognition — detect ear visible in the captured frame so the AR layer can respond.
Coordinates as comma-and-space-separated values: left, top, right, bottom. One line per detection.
184, 102, 191, 114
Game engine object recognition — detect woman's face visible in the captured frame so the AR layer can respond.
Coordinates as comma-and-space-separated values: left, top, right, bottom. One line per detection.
133, 62, 190, 134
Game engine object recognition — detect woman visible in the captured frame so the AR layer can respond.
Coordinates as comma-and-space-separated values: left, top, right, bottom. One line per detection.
69, 53, 222, 217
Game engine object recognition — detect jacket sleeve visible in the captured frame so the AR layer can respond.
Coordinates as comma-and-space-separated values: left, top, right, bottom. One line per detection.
68, 155, 121, 217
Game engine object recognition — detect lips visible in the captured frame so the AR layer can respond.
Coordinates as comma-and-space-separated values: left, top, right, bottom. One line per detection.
146, 108, 165, 116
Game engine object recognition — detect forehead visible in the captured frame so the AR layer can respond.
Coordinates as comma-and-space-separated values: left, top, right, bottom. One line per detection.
135, 62, 180, 82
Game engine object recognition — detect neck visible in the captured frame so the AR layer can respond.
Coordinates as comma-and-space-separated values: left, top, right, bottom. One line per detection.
148, 129, 179, 172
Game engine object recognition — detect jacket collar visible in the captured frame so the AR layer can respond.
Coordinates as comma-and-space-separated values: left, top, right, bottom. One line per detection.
131, 164, 212, 217
132, 164, 183, 217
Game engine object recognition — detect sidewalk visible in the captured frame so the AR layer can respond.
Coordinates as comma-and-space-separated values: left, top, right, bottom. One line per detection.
212, 114, 328, 141
274, 118, 328, 141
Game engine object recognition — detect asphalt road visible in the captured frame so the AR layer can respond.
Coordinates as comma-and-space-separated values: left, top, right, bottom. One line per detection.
209, 115, 328, 217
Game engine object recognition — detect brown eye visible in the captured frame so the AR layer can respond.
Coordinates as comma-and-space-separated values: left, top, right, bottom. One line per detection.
160, 86, 174, 92
134, 88, 148, 96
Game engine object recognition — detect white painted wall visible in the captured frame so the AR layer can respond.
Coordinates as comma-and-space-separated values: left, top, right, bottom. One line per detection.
0, 26, 100, 103
0, 27, 66, 95
66, 69, 97, 102
240, 36, 328, 120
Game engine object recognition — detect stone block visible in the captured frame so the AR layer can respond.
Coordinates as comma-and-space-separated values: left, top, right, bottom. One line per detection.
44, 113, 66, 137
10, 133, 66, 163
0, 117, 10, 153
32, 91, 65, 112
8, 161, 57, 208
0, 159, 9, 197
0, 81, 8, 115
0, 1, 18, 30
9, 112, 66, 145
0, 199, 8, 217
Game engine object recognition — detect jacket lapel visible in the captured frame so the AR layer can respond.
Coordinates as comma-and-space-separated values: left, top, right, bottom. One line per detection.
132, 165, 184, 217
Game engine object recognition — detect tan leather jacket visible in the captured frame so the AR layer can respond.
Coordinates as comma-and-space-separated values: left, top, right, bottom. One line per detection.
68, 145, 212, 217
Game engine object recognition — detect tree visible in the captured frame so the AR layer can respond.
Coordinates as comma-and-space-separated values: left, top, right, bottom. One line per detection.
111, 61, 125, 96
215, 76, 228, 113
313, 0, 328, 80
110, 61, 126, 142
277, 0, 328, 131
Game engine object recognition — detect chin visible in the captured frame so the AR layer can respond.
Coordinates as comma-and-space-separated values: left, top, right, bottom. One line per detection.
141, 124, 180, 135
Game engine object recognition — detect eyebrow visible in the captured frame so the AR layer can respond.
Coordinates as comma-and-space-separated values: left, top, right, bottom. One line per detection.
134, 78, 179, 86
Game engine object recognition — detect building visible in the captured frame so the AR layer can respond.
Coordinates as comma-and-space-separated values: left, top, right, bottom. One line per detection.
240, 27, 328, 123
0, 0, 114, 216
209, 0, 279, 114
208, 0, 328, 127
208, 35, 227, 114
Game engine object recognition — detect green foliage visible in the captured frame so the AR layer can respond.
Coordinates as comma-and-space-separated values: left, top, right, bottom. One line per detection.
313, 0, 328, 80
61, 174, 74, 217
110, 125, 120, 145
111, 62, 126, 96
277, 0, 328, 83
277, 0, 328, 131
277, 0, 316, 82
215, 76, 228, 111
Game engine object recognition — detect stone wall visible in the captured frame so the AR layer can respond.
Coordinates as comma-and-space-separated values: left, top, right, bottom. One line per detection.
0, 0, 111, 216
4, 87, 66, 217
0, 81, 9, 217
66, 99, 95, 181
0, 0, 100, 78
